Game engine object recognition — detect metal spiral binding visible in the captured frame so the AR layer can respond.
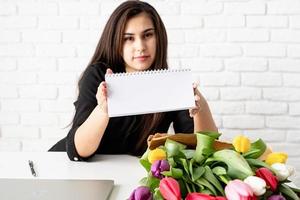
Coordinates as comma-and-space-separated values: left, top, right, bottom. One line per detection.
105, 68, 191, 78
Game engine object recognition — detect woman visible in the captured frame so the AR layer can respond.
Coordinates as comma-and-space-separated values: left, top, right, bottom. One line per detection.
49, 0, 217, 161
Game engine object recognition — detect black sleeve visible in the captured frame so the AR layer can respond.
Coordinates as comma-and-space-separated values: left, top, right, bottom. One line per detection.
173, 110, 194, 133
66, 64, 106, 161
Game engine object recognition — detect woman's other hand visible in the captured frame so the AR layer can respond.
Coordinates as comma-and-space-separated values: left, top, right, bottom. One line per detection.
96, 68, 113, 114
189, 83, 204, 117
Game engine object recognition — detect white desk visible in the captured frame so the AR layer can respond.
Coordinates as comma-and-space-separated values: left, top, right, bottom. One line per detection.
0, 152, 145, 200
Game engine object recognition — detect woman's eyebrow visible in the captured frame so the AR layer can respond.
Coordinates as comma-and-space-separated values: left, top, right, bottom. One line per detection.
124, 28, 155, 35
143, 28, 155, 33
124, 32, 134, 36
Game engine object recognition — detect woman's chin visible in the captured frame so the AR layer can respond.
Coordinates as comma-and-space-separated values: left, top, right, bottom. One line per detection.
133, 65, 151, 71
125, 62, 153, 72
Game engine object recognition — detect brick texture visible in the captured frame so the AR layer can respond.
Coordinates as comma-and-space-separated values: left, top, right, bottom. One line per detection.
0, 0, 300, 186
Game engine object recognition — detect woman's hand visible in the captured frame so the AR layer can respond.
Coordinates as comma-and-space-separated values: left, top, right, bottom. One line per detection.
189, 83, 204, 118
96, 68, 113, 114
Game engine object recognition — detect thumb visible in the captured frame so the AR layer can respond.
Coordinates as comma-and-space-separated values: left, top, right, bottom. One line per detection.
106, 68, 113, 75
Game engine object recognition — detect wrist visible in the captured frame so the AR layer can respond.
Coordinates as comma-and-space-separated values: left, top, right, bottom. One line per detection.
95, 105, 109, 119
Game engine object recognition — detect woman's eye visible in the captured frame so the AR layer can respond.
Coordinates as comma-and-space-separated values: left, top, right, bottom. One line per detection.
144, 32, 153, 38
124, 36, 134, 41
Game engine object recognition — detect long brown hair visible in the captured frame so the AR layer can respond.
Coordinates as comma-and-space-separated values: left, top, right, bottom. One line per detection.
78, 0, 168, 154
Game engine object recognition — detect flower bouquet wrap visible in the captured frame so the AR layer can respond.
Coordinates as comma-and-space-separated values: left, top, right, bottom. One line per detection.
129, 132, 300, 200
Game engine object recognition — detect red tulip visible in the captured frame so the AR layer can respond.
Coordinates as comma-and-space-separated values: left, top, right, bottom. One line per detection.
215, 197, 227, 200
255, 168, 278, 192
185, 193, 215, 200
225, 179, 256, 200
159, 177, 181, 200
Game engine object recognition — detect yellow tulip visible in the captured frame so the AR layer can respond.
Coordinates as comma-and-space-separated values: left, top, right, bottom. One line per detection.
233, 135, 251, 153
148, 148, 166, 164
265, 152, 288, 166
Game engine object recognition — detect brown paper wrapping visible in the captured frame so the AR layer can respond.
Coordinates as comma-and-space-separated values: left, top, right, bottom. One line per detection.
147, 133, 271, 160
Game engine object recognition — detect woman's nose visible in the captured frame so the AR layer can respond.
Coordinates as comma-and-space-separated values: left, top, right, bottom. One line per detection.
135, 38, 146, 52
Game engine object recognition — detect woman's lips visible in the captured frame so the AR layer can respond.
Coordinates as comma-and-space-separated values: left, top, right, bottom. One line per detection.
134, 55, 150, 61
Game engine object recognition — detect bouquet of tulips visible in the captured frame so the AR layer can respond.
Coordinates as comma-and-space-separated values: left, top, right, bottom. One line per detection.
129, 132, 300, 200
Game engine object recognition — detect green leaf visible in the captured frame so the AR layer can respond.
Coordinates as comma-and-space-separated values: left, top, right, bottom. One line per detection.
211, 149, 254, 180
246, 158, 273, 171
182, 173, 194, 184
161, 171, 171, 177
218, 175, 231, 185
167, 157, 177, 167
243, 139, 267, 159
139, 159, 151, 172
172, 168, 184, 178
191, 183, 197, 193
182, 149, 195, 159
165, 139, 186, 157
196, 131, 221, 140
279, 183, 300, 200
180, 158, 190, 176
195, 177, 217, 196
146, 176, 160, 192
153, 188, 164, 200
192, 166, 205, 182
212, 166, 227, 176
289, 185, 300, 193
202, 147, 213, 155
182, 176, 194, 194
200, 189, 213, 195
193, 133, 216, 163
211, 166, 231, 184
194, 153, 205, 164
178, 179, 188, 198
140, 148, 150, 160
203, 166, 225, 196
189, 159, 205, 181
185, 181, 192, 193
205, 157, 217, 164
161, 167, 183, 179
139, 177, 148, 186
243, 149, 260, 158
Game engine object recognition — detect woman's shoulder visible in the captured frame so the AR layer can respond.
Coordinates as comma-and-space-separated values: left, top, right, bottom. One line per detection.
78, 61, 109, 90
81, 62, 109, 80
90, 61, 110, 69
86, 61, 108, 76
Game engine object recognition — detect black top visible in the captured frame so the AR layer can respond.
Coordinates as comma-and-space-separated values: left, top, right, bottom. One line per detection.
51, 62, 193, 161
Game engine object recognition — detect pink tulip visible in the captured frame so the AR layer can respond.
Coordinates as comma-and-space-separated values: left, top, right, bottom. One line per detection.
225, 180, 257, 200
159, 177, 181, 200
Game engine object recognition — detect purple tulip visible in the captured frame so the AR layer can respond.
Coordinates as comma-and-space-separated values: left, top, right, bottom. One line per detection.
129, 186, 153, 200
151, 160, 170, 179
268, 195, 286, 200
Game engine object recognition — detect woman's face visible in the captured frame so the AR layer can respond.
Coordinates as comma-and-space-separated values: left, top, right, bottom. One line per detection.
122, 12, 156, 72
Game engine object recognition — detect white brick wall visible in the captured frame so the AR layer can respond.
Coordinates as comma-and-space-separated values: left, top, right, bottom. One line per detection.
1, 0, 300, 185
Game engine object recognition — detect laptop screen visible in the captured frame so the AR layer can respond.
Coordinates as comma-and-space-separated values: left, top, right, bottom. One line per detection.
0, 178, 114, 200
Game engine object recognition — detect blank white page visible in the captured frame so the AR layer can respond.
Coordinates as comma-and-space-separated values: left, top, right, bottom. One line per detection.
105, 69, 195, 117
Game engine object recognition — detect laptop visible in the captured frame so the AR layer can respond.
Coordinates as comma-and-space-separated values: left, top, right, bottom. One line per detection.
0, 178, 114, 200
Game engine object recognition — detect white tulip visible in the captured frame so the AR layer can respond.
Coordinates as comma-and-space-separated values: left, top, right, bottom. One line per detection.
244, 176, 266, 196
271, 163, 294, 181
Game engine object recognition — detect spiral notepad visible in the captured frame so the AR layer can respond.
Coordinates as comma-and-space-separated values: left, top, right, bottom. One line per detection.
105, 69, 195, 117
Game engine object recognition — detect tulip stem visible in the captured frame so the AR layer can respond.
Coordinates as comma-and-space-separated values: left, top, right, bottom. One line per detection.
219, 175, 229, 185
